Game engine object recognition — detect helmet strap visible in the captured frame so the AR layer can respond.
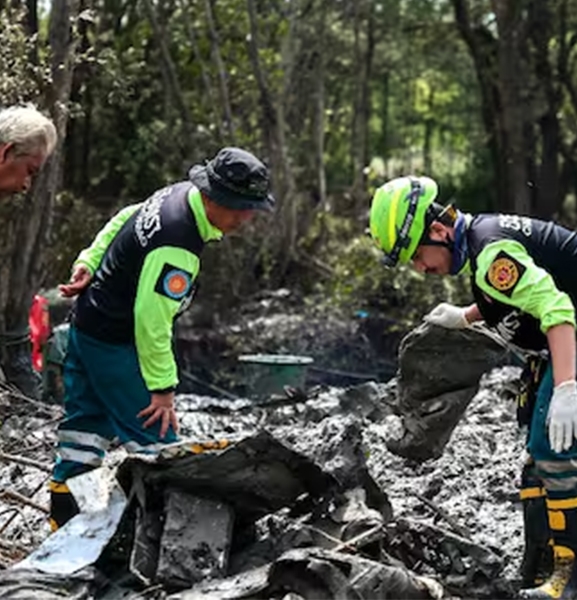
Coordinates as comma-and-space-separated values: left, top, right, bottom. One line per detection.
420, 211, 469, 275
419, 234, 454, 252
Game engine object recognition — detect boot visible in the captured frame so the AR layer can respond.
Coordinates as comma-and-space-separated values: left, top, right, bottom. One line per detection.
520, 497, 577, 599
2, 338, 41, 400
520, 464, 554, 586
48, 480, 79, 532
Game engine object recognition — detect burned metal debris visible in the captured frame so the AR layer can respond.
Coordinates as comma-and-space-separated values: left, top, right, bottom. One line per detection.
386, 323, 515, 461
4, 428, 452, 599
0, 322, 526, 599
173, 547, 443, 600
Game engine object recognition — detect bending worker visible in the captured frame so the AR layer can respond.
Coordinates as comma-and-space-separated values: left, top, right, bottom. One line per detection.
370, 175, 577, 599
49, 147, 275, 531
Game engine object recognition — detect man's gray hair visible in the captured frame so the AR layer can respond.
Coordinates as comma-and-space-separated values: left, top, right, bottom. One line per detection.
0, 104, 57, 158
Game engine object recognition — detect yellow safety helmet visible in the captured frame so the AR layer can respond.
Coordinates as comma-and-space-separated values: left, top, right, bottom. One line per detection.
369, 176, 440, 266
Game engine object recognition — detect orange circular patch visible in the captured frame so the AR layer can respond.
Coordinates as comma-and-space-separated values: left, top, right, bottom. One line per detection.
163, 269, 191, 299
167, 274, 187, 294
488, 257, 519, 291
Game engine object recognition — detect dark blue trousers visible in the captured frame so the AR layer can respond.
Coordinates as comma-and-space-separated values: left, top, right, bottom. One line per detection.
529, 362, 577, 500
52, 326, 178, 483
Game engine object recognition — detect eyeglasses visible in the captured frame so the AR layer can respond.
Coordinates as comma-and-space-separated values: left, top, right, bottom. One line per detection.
381, 178, 423, 267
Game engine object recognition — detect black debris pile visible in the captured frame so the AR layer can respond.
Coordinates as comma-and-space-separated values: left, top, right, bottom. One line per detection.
0, 322, 525, 599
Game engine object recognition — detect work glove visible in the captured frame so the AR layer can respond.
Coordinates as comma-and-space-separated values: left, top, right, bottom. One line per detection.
547, 380, 577, 453
423, 302, 469, 329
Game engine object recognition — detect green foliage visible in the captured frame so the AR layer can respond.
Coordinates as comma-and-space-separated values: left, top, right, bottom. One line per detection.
5, 0, 569, 322
302, 212, 472, 329
0, 7, 50, 105
60, 0, 494, 221
45, 192, 117, 285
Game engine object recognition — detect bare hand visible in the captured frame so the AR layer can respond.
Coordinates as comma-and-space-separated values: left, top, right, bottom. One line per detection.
137, 391, 179, 439
58, 265, 92, 298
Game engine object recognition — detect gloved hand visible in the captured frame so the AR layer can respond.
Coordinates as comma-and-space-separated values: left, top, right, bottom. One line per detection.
547, 380, 577, 453
423, 302, 469, 329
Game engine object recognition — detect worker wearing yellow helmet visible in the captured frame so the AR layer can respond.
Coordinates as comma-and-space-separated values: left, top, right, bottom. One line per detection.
370, 175, 577, 599
369, 175, 465, 273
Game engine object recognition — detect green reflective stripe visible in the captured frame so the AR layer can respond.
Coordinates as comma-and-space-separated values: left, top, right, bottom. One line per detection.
459, 259, 472, 275
134, 246, 200, 391
188, 188, 223, 242
476, 239, 576, 332
75, 203, 142, 274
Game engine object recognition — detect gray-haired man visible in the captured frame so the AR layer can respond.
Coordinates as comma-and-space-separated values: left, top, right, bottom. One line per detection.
0, 105, 57, 196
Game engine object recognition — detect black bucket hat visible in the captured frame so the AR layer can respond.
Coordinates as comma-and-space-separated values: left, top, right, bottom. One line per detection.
188, 147, 275, 212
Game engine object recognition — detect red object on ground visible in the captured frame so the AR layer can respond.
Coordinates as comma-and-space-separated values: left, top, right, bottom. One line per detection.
29, 294, 50, 372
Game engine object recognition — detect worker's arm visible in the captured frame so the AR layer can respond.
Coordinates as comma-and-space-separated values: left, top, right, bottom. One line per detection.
476, 238, 577, 453
133, 246, 200, 392
464, 303, 483, 324
475, 239, 575, 337
74, 203, 142, 274
132, 246, 200, 438
59, 203, 143, 298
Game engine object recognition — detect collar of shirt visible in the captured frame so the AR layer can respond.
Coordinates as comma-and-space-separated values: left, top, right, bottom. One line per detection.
188, 187, 223, 242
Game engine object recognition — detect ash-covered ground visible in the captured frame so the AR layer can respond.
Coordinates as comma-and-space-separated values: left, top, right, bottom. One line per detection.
0, 300, 527, 598
367, 367, 525, 581
176, 364, 525, 586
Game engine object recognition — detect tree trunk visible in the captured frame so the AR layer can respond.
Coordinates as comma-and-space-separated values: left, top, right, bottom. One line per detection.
246, 0, 297, 275
350, 0, 375, 208
526, 0, 562, 219
24, 0, 38, 64
556, 0, 577, 211
142, 0, 196, 154
451, 0, 509, 211
491, 0, 531, 215
380, 71, 390, 173
204, 0, 236, 143
314, 1, 327, 214
0, 0, 80, 396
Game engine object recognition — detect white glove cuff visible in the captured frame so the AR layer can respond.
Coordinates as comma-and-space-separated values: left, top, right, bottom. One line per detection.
555, 380, 577, 393
457, 309, 469, 328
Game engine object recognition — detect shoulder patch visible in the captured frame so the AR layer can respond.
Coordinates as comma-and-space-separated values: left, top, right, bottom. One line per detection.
485, 250, 526, 296
154, 263, 193, 300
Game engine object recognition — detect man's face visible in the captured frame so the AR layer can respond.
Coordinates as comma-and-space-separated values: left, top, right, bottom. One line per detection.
410, 222, 453, 275
0, 143, 46, 196
218, 208, 255, 234
204, 197, 256, 234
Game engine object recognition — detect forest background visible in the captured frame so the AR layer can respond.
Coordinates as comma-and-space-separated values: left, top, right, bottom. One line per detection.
2, 0, 577, 346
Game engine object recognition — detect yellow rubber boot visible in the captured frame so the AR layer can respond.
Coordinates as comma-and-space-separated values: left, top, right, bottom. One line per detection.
520, 498, 577, 599
519, 468, 554, 586
48, 480, 79, 532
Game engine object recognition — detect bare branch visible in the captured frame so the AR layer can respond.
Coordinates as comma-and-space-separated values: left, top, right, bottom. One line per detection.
0, 488, 49, 514
0, 451, 52, 473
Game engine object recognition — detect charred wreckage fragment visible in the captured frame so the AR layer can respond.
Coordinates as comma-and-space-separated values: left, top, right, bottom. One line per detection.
0, 323, 522, 599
